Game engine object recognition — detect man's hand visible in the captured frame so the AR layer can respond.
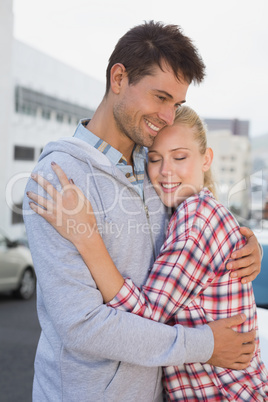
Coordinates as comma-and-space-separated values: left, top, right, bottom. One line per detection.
207, 314, 256, 369
226, 227, 262, 284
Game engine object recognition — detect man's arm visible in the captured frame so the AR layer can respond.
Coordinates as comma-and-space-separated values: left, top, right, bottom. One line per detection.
226, 227, 262, 283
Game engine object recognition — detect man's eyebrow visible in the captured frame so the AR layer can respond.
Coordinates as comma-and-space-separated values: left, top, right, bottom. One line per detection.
153, 89, 186, 104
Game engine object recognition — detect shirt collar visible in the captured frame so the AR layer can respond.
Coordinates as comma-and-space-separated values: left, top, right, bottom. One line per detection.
73, 119, 147, 167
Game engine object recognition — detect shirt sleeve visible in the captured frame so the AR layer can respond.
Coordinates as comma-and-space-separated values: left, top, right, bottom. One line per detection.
108, 193, 246, 324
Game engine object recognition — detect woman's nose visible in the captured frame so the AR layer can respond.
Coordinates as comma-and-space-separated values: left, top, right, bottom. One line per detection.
160, 161, 173, 176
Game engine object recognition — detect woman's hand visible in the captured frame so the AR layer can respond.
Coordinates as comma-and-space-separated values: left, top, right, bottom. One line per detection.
226, 227, 262, 284
27, 162, 98, 248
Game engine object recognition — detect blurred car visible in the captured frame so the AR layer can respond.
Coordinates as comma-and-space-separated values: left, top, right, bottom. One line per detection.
15, 236, 29, 248
0, 231, 35, 300
252, 231, 268, 309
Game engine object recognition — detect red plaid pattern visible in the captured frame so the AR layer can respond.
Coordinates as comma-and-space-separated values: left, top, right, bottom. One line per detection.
108, 189, 268, 401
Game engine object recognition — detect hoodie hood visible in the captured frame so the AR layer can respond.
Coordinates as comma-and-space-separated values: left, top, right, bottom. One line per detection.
37, 136, 150, 224
38, 136, 148, 194
38, 137, 127, 223
39, 137, 115, 169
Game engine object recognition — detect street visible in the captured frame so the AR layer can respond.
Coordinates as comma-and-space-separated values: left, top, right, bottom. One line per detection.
0, 294, 267, 402
0, 294, 40, 402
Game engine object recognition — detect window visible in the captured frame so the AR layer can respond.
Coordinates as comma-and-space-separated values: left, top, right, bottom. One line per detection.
15, 87, 37, 116
56, 113, 64, 123
14, 146, 35, 161
15, 86, 94, 123
42, 110, 51, 120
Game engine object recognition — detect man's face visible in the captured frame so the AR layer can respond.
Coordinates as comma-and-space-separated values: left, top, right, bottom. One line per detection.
113, 65, 189, 148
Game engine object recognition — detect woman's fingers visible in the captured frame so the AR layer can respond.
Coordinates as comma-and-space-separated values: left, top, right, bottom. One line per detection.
29, 201, 53, 222
31, 162, 71, 198
27, 191, 54, 212
31, 173, 58, 199
51, 161, 70, 188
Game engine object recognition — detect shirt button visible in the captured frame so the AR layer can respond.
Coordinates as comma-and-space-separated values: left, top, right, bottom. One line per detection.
125, 173, 131, 178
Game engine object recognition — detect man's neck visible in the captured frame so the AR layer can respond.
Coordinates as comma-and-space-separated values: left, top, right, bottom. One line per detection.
86, 101, 136, 166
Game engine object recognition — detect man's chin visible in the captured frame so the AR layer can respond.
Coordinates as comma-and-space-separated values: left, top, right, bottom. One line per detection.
142, 136, 156, 148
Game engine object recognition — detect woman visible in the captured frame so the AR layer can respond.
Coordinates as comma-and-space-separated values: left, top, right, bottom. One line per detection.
27, 106, 268, 401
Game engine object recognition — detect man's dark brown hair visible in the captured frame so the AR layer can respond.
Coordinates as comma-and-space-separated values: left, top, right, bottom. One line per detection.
105, 20, 206, 94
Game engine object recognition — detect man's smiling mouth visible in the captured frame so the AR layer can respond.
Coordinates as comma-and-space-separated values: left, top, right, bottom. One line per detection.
144, 118, 161, 132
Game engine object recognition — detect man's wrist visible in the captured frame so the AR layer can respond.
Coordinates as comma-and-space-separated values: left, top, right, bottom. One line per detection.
183, 324, 214, 364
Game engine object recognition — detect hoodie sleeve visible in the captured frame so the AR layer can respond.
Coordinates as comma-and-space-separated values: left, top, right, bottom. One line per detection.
23, 154, 213, 367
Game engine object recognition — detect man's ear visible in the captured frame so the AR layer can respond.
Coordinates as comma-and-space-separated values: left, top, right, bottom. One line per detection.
202, 148, 213, 172
110, 63, 127, 94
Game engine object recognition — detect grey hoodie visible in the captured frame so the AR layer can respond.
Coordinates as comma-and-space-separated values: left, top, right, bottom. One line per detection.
23, 137, 213, 402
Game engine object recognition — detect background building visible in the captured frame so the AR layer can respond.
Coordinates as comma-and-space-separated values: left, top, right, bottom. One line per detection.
204, 117, 250, 137
250, 132, 268, 223
1, 0, 105, 240
206, 130, 251, 224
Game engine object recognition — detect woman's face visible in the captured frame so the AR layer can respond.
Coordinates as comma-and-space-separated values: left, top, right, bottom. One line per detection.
147, 123, 213, 208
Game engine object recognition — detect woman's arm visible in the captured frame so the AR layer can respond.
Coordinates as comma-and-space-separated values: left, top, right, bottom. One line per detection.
28, 163, 125, 303
75, 234, 125, 302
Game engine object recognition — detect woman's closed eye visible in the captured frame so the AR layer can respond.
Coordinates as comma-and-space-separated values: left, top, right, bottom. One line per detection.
148, 158, 161, 163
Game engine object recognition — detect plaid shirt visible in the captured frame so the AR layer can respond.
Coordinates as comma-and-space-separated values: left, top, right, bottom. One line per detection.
108, 189, 268, 401
73, 119, 146, 198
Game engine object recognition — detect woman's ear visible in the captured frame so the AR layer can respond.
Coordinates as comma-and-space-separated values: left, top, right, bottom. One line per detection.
109, 63, 127, 94
202, 148, 213, 172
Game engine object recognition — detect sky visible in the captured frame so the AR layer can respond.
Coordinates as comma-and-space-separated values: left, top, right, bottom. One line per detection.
13, 0, 268, 138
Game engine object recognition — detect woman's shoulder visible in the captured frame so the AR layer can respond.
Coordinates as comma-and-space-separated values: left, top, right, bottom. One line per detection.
172, 188, 240, 233
199, 188, 239, 223
174, 188, 218, 216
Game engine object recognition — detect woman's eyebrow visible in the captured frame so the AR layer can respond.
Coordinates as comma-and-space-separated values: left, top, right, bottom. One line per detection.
170, 147, 190, 151
148, 147, 190, 154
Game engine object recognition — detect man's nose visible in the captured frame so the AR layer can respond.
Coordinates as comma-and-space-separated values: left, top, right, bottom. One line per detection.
158, 105, 176, 126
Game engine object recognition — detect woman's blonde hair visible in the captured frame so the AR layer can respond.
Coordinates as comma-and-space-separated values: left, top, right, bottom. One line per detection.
174, 105, 217, 198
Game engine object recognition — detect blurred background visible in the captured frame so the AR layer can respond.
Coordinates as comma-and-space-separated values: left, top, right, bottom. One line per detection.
0, 0, 268, 400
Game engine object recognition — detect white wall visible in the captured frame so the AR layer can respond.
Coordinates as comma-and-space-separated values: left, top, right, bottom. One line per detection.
0, 0, 14, 235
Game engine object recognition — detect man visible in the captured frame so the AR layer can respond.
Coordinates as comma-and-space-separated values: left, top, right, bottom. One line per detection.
23, 21, 261, 401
